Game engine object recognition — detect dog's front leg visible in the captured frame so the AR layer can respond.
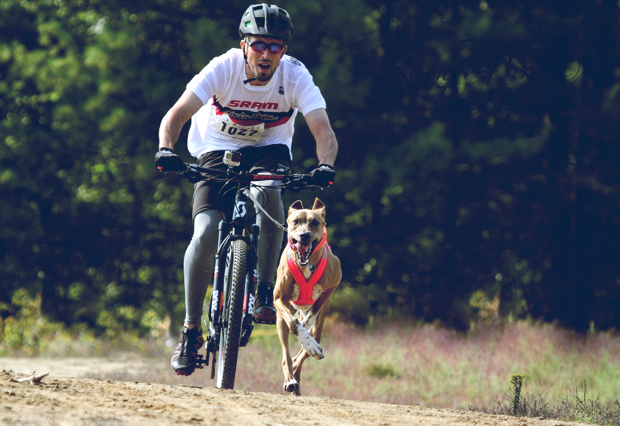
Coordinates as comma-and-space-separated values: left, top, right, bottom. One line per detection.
290, 346, 309, 396
276, 310, 299, 393
291, 300, 331, 388
293, 315, 323, 360
299, 309, 317, 330
294, 289, 337, 360
275, 299, 324, 361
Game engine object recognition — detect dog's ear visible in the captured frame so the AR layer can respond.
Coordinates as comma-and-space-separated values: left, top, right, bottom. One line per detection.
289, 200, 304, 215
312, 198, 326, 217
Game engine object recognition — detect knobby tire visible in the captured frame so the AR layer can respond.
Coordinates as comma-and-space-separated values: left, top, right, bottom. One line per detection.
216, 239, 248, 389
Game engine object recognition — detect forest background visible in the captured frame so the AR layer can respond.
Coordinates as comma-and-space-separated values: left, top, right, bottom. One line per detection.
1, 0, 620, 342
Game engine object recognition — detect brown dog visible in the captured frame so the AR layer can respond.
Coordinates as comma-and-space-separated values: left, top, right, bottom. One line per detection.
273, 198, 342, 396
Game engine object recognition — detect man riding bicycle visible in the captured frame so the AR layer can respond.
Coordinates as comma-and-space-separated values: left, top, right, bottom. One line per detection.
155, 3, 338, 377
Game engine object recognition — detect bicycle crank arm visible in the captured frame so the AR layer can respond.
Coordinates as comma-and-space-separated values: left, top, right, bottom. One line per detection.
211, 353, 217, 380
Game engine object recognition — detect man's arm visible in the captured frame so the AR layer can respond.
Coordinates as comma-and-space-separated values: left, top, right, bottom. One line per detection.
304, 108, 338, 166
159, 89, 204, 149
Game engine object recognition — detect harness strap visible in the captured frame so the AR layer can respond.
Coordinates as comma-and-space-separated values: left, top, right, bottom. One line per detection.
242, 188, 288, 233
287, 245, 329, 306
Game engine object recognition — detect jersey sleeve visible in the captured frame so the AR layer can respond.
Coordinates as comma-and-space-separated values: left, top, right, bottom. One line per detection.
291, 62, 327, 116
186, 50, 232, 105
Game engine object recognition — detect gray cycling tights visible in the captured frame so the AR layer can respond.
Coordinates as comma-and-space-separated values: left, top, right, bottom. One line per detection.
183, 182, 284, 325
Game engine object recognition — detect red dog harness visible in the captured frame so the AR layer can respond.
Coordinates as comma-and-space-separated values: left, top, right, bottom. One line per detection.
287, 228, 329, 306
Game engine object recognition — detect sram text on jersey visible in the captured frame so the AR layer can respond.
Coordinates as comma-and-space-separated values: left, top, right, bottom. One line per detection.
228, 100, 279, 109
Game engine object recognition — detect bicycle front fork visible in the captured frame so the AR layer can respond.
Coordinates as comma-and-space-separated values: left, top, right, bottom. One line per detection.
204, 221, 260, 363
201, 220, 231, 372
240, 224, 260, 347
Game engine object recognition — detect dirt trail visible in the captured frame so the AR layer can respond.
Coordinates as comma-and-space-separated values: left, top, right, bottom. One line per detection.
0, 358, 590, 425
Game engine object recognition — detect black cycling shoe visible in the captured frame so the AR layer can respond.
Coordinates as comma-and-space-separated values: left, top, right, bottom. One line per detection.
171, 326, 205, 376
254, 281, 277, 325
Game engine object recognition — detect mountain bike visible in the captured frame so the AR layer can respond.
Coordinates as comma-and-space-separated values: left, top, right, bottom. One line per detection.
168, 150, 318, 389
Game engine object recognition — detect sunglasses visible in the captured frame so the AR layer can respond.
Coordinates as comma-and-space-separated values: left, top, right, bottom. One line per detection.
248, 41, 285, 54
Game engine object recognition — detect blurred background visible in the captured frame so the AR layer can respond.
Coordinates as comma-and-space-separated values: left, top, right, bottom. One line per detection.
1, 0, 619, 350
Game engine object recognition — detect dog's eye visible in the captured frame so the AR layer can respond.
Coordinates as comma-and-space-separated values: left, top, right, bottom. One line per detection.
293, 219, 299, 225
311, 220, 319, 227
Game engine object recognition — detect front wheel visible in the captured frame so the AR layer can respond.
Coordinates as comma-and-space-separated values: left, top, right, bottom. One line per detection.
216, 239, 248, 389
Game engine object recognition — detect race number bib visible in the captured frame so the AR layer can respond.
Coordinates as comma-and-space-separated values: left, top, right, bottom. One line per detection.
215, 114, 264, 144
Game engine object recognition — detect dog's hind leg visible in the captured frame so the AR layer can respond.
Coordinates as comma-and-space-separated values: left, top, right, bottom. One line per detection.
309, 300, 330, 345
276, 313, 299, 394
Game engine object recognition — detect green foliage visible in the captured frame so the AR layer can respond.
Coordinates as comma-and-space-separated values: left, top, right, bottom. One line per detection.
510, 374, 524, 415
0, 289, 98, 356
0, 288, 175, 356
1, 0, 620, 335
0, 0, 197, 331
329, 284, 379, 325
365, 363, 400, 379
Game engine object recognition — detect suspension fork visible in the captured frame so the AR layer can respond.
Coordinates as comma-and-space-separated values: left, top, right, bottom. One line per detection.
230, 186, 261, 346
240, 224, 260, 347
211, 220, 231, 328
244, 224, 260, 314
202, 219, 231, 370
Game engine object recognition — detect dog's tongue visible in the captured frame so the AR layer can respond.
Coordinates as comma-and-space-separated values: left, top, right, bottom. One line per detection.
296, 242, 310, 258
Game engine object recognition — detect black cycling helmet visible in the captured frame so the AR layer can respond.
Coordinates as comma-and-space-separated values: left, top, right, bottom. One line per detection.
239, 3, 293, 42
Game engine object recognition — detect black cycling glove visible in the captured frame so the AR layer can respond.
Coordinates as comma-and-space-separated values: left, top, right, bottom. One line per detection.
155, 148, 185, 172
310, 164, 336, 186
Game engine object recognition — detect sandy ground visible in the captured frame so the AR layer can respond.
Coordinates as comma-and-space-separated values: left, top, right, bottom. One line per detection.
0, 357, 591, 426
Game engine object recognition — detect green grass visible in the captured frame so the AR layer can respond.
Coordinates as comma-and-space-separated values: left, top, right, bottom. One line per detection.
470, 378, 620, 425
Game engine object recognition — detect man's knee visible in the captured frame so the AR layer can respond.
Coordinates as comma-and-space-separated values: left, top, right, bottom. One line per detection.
252, 185, 283, 216
190, 210, 219, 253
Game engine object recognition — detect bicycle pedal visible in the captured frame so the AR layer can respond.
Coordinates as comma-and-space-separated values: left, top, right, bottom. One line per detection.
195, 354, 206, 369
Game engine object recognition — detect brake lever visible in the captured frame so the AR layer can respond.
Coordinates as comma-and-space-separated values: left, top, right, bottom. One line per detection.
162, 164, 202, 183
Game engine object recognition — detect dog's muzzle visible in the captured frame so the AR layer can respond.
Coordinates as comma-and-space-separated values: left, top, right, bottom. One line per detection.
289, 238, 318, 266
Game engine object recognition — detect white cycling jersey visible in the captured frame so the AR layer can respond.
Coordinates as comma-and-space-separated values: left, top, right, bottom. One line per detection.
186, 48, 326, 159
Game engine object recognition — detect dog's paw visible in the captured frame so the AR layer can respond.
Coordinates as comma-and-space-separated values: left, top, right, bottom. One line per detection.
283, 378, 299, 393
296, 324, 324, 360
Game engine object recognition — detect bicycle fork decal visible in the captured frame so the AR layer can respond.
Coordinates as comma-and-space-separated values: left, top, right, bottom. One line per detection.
245, 294, 255, 315
211, 289, 220, 314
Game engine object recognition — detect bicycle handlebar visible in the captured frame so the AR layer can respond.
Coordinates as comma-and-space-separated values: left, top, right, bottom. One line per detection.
166, 163, 325, 191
